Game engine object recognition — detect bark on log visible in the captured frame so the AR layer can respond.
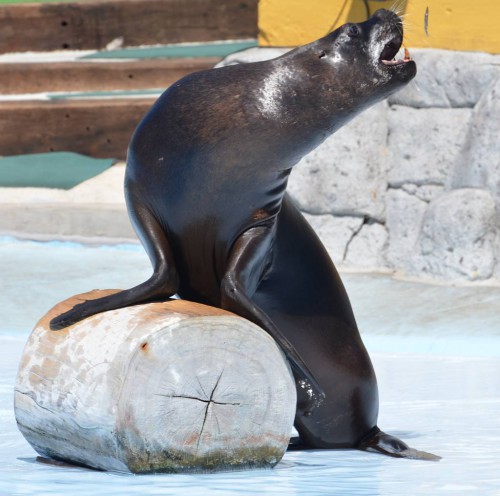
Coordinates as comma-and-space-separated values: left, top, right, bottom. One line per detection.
14, 290, 296, 474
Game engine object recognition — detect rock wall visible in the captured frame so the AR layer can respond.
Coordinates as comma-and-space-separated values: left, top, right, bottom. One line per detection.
220, 48, 500, 282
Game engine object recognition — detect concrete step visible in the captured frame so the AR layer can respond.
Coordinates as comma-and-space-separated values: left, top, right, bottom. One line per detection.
0, 202, 134, 240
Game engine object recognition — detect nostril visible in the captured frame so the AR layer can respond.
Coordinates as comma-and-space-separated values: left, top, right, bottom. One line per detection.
319, 51, 326, 59
347, 25, 360, 37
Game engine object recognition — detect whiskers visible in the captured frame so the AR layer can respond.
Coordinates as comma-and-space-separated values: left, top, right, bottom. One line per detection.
404, 18, 435, 50
388, 0, 408, 17
388, 3, 434, 51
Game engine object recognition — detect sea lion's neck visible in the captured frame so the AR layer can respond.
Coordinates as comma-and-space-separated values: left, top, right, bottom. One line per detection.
259, 58, 376, 148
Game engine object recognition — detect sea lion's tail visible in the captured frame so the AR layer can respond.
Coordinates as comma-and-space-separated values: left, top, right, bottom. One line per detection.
358, 426, 441, 461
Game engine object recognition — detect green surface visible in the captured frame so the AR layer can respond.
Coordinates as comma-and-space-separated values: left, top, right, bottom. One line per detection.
82, 40, 258, 60
0, 152, 115, 189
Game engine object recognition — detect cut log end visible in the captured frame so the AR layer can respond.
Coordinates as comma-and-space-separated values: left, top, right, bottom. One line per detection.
15, 291, 297, 473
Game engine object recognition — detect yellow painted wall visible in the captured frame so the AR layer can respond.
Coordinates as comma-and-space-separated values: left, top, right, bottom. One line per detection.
258, 0, 500, 53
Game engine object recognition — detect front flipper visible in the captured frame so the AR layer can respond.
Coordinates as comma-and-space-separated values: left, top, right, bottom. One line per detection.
50, 198, 179, 330
49, 274, 178, 331
358, 427, 441, 461
220, 223, 325, 400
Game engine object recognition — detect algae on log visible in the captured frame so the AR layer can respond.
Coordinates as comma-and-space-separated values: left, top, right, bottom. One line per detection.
14, 290, 296, 473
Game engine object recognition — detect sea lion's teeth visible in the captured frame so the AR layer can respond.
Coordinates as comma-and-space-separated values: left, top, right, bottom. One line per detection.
404, 47, 411, 60
381, 58, 409, 66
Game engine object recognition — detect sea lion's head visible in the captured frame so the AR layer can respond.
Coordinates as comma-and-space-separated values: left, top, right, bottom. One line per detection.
302, 9, 416, 113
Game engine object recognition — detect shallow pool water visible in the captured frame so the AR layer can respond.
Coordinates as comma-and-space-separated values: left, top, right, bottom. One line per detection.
1, 238, 499, 495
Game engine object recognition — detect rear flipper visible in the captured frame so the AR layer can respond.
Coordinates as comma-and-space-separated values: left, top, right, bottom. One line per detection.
287, 436, 310, 451
50, 195, 179, 331
358, 426, 441, 461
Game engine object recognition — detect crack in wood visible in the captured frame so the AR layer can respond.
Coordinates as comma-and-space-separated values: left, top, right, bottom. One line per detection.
197, 403, 211, 450
16, 389, 102, 431
197, 368, 223, 450
15, 389, 60, 417
154, 369, 244, 450
196, 375, 209, 400
29, 370, 51, 383
155, 394, 241, 406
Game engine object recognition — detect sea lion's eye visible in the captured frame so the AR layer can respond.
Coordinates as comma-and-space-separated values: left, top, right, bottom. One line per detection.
319, 51, 327, 59
347, 25, 360, 37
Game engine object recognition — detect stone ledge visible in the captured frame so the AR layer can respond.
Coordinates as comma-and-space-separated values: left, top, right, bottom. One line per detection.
0, 203, 136, 240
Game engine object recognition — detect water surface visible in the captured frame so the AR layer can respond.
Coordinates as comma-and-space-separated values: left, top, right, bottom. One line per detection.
1, 238, 499, 495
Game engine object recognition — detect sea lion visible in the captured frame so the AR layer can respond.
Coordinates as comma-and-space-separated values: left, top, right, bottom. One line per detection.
51, 10, 438, 459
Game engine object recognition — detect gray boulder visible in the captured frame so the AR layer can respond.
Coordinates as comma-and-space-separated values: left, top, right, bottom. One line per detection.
302, 213, 388, 270
302, 213, 363, 266
496, 232, 500, 279
343, 222, 389, 269
450, 75, 500, 202
400, 183, 445, 203
417, 189, 497, 280
388, 49, 500, 108
387, 106, 471, 187
288, 102, 389, 222
385, 189, 428, 271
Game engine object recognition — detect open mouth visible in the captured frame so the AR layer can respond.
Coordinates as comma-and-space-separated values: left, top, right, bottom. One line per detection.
379, 38, 412, 66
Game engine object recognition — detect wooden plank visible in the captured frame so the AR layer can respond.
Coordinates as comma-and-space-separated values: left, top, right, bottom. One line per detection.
0, 98, 155, 159
0, 0, 258, 53
0, 58, 219, 94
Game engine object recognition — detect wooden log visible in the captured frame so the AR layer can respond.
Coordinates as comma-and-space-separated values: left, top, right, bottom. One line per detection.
0, 98, 154, 159
0, 0, 257, 54
14, 290, 296, 473
0, 58, 220, 95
